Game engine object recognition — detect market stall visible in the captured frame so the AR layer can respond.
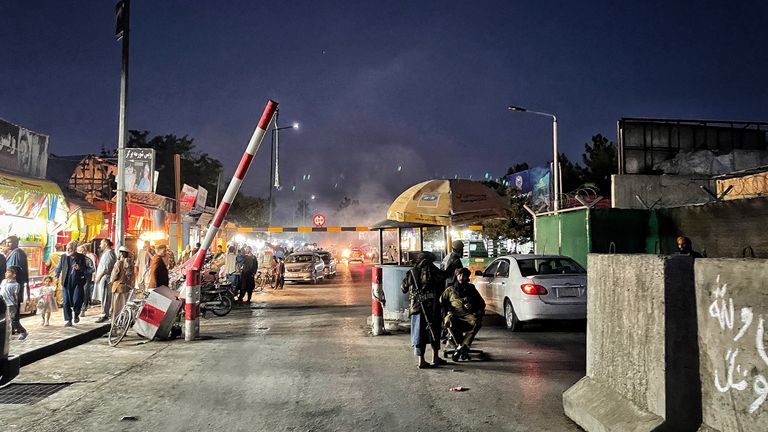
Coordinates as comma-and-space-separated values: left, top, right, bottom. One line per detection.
0, 171, 69, 277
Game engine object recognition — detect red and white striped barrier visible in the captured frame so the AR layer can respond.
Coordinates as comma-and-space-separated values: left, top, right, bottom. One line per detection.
185, 100, 278, 341
371, 266, 387, 335
183, 269, 200, 341
136, 287, 182, 340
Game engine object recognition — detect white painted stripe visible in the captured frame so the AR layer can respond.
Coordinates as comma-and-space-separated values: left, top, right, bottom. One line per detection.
245, 127, 267, 156
199, 227, 220, 254
222, 178, 243, 204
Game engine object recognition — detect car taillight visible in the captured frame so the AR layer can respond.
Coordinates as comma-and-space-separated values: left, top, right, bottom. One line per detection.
521, 283, 548, 295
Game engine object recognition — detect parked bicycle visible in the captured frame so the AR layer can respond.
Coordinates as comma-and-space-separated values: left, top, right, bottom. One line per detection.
255, 268, 276, 290
108, 288, 149, 347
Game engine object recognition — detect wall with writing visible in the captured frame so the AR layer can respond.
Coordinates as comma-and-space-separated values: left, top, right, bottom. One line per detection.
696, 259, 768, 431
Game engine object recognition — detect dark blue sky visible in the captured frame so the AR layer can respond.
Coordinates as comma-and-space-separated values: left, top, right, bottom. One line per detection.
2, 1, 767, 224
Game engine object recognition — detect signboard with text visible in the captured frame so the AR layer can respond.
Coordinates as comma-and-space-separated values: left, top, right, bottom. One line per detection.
125, 148, 155, 193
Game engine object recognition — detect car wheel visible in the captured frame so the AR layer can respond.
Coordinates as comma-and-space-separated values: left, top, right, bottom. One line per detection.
504, 299, 522, 332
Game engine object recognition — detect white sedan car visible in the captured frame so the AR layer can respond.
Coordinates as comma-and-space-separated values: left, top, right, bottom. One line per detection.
473, 255, 587, 331
284, 252, 326, 284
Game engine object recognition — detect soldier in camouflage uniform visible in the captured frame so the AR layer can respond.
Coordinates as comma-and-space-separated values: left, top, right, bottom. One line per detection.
401, 251, 447, 369
440, 267, 485, 359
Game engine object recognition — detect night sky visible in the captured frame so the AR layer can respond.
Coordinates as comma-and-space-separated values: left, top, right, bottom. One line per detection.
2, 1, 767, 225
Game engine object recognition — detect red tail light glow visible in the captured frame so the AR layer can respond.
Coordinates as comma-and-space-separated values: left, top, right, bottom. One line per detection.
521, 283, 548, 295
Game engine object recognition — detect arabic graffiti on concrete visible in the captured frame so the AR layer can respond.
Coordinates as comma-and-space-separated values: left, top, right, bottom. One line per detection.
709, 274, 768, 414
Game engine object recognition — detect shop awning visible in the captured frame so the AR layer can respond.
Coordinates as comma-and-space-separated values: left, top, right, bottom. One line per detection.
0, 171, 67, 223
65, 197, 104, 241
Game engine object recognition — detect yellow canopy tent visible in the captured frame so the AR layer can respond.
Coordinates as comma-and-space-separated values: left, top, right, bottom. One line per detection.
386, 179, 509, 226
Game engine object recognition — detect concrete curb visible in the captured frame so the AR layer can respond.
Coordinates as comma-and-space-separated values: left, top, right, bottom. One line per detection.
19, 324, 111, 367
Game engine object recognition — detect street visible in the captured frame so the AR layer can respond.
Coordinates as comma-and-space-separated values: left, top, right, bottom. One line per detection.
1, 264, 585, 432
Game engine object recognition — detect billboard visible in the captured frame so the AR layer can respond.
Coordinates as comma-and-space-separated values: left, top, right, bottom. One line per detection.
195, 186, 208, 209
506, 166, 551, 209
179, 184, 197, 212
124, 148, 155, 193
619, 118, 768, 175
0, 118, 49, 179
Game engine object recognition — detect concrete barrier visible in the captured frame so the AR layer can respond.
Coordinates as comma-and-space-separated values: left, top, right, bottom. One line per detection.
695, 259, 768, 431
563, 254, 701, 431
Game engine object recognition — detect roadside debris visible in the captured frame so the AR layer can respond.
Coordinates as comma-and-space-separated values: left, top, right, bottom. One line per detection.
449, 386, 468, 392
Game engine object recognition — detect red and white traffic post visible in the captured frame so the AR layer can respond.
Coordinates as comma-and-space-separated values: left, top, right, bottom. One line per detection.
184, 99, 278, 341
371, 266, 387, 335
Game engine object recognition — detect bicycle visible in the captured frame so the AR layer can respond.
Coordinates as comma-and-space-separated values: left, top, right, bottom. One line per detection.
108, 288, 149, 347
255, 268, 276, 291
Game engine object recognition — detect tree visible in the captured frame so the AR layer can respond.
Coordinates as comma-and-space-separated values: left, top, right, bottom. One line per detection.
337, 196, 359, 211
295, 199, 310, 224
481, 181, 533, 243
579, 134, 617, 196
505, 162, 529, 176
228, 194, 269, 227
126, 131, 223, 206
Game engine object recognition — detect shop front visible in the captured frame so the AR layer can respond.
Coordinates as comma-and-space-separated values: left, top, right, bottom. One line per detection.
0, 171, 69, 278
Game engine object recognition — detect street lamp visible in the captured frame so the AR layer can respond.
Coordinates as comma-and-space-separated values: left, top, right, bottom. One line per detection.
268, 110, 299, 227
507, 105, 560, 212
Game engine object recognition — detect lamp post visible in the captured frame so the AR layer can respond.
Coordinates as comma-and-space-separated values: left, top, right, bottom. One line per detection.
114, 0, 131, 249
268, 110, 299, 227
507, 105, 559, 212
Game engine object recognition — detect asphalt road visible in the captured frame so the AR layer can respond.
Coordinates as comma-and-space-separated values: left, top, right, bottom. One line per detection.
1, 263, 585, 432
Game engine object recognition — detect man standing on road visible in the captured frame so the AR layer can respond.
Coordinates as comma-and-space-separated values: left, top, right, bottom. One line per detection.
239, 246, 257, 303
5, 236, 28, 325
55, 241, 87, 326
441, 240, 465, 287
135, 242, 152, 290
78, 244, 97, 316
401, 251, 447, 369
110, 247, 135, 322
94, 239, 117, 323
148, 245, 169, 289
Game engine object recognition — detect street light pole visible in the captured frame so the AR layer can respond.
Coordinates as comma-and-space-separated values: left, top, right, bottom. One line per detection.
268, 113, 299, 228
115, 0, 130, 248
507, 106, 560, 212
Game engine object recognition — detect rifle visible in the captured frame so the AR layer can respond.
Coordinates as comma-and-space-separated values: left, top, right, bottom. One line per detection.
408, 268, 437, 343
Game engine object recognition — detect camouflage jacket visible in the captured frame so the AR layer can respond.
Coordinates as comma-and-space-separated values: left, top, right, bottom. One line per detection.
401, 259, 446, 316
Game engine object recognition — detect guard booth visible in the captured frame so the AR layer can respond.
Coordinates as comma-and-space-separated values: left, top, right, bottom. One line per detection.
370, 220, 447, 325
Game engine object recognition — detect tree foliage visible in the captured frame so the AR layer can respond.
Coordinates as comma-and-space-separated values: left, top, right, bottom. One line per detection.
578, 134, 617, 196
228, 194, 270, 227
490, 133, 618, 242
124, 130, 268, 224
127, 131, 223, 206
480, 180, 533, 243
295, 199, 310, 223
337, 196, 359, 211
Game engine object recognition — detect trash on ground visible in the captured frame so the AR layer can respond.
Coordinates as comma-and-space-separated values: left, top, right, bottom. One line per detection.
449, 386, 468, 392
120, 416, 139, 421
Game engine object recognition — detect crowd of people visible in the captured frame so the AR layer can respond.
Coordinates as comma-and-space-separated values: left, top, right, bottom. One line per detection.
220, 245, 286, 304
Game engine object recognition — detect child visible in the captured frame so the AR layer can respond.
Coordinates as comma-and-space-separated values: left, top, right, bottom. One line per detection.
1, 268, 28, 340
37, 275, 58, 326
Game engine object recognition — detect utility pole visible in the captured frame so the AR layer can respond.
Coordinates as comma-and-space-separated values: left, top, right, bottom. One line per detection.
174, 154, 182, 257
268, 110, 279, 228
115, 0, 130, 248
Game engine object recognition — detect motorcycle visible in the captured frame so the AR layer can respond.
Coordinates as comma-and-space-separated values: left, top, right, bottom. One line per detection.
199, 271, 234, 317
